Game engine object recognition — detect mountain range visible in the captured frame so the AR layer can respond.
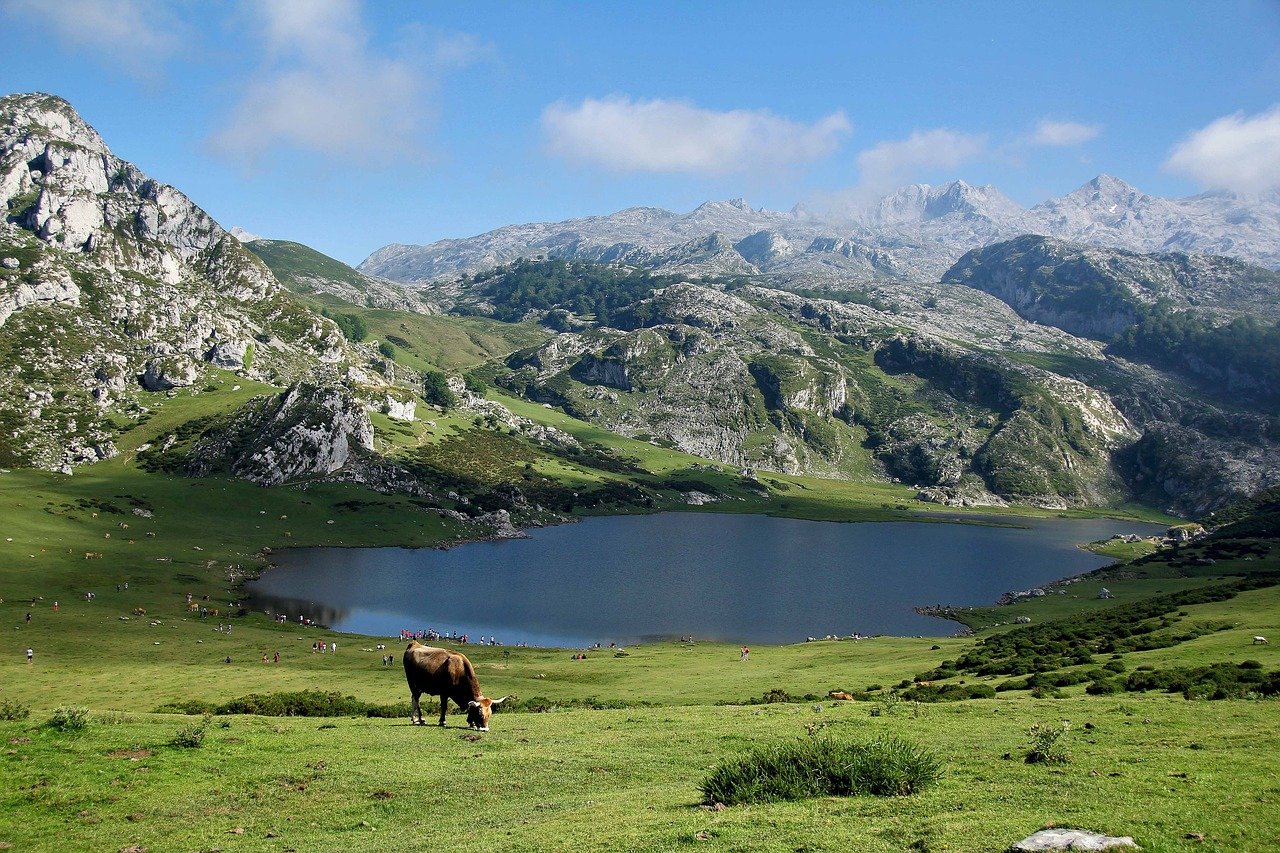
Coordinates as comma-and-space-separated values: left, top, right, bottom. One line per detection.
360, 178, 1280, 286
3, 91, 1279, 519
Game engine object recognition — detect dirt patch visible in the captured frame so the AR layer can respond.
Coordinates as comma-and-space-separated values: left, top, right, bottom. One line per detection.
8, 738, 30, 745
107, 748, 154, 760
370, 790, 394, 800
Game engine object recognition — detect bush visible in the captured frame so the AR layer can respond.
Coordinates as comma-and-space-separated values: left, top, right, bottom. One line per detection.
1086, 679, 1121, 695
46, 706, 90, 732
701, 736, 942, 805
422, 370, 458, 409
171, 716, 209, 748
1024, 722, 1071, 764
0, 698, 31, 721
156, 691, 412, 718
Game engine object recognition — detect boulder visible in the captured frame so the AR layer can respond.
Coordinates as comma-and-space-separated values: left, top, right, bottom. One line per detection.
140, 356, 199, 391
1009, 828, 1138, 851
205, 339, 249, 369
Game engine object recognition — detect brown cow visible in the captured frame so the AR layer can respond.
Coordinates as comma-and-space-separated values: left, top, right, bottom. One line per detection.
403, 641, 509, 730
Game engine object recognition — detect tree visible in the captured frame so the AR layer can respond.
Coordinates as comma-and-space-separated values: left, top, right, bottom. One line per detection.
422, 370, 457, 409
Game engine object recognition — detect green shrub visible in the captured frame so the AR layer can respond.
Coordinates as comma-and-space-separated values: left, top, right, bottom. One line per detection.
1086, 679, 1121, 695
157, 691, 412, 718
422, 370, 458, 409
0, 698, 31, 721
46, 706, 90, 732
701, 736, 942, 805
1024, 722, 1071, 764
378, 341, 395, 359
171, 716, 210, 748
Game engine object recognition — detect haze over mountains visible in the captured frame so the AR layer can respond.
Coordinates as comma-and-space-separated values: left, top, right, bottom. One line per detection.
360, 177, 1280, 285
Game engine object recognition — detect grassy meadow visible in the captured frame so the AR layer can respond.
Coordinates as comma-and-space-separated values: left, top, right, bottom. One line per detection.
1, 376, 1278, 851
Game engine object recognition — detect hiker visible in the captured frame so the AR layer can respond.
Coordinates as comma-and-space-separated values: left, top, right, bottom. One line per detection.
273, 651, 280, 664
25, 612, 31, 623
740, 646, 749, 661
26, 648, 33, 664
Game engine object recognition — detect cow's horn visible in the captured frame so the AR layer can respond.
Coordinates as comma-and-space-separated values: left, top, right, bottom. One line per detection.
467, 700, 480, 708
491, 695, 510, 705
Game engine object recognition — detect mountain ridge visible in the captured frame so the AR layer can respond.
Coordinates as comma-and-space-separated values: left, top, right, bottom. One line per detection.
360, 176, 1280, 284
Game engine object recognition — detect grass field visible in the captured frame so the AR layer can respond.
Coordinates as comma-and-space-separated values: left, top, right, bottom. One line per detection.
1, 379, 1278, 850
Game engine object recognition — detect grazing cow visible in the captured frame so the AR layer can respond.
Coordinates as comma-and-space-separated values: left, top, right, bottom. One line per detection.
828, 691, 855, 701
403, 641, 509, 730
1254, 636, 1269, 645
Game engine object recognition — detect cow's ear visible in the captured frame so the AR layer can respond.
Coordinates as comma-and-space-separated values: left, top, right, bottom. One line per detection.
490, 696, 510, 706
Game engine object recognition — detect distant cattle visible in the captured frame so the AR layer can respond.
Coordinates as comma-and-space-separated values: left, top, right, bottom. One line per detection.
828, 691, 855, 701
1254, 636, 1269, 645
403, 641, 509, 731
84, 552, 102, 560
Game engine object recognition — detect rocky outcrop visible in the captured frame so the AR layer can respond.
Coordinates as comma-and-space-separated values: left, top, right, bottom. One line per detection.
185, 383, 375, 486
0, 93, 413, 473
943, 235, 1280, 339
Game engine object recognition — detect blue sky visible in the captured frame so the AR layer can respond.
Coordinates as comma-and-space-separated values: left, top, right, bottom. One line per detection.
2, 0, 1279, 265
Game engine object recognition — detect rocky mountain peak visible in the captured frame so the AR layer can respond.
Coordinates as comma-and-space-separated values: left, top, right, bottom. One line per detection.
1, 91, 238, 284
923, 180, 1024, 222
0, 92, 110, 156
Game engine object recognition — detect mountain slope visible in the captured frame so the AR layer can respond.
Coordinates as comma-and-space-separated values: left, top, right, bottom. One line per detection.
245, 238, 437, 314
0, 93, 400, 471
943, 235, 1280, 339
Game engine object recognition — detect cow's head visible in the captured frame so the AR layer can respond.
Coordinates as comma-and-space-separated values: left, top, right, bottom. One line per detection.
465, 695, 509, 731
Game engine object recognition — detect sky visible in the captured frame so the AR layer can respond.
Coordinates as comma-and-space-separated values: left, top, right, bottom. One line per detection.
2, 0, 1279, 266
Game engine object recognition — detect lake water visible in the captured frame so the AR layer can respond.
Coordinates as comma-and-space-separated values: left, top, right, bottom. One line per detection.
244, 512, 1162, 647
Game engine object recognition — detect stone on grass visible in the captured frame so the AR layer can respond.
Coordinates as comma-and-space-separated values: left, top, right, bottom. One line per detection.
1010, 828, 1139, 851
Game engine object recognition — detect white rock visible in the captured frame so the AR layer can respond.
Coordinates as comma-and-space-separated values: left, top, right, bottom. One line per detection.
1009, 828, 1139, 851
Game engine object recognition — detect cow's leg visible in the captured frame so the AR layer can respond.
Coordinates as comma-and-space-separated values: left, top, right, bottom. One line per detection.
438, 695, 448, 727
410, 690, 422, 725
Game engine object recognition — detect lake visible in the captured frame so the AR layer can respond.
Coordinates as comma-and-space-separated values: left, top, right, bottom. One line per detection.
243, 512, 1163, 646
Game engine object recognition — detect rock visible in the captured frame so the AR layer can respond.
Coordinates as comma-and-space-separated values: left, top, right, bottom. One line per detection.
383, 394, 416, 422
185, 382, 375, 486
0, 257, 16, 269
1009, 829, 1139, 851
140, 356, 199, 391
205, 339, 249, 369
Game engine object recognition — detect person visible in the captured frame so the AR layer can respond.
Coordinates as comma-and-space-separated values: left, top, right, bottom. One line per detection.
25, 612, 31, 623
273, 651, 279, 664
331, 641, 336, 654
26, 648, 34, 664
740, 646, 749, 662
52, 601, 58, 611
224, 656, 231, 664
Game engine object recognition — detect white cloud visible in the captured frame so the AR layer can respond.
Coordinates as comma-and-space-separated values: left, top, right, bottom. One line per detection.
211, 0, 485, 166
855, 129, 989, 194
1164, 105, 1280, 194
1028, 119, 1101, 147
3, 0, 182, 78
542, 96, 851, 175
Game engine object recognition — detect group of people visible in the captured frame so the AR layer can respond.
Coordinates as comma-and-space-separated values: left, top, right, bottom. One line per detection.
311, 641, 337, 654
398, 628, 503, 646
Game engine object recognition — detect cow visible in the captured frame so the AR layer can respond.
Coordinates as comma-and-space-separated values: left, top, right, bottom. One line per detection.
403, 641, 509, 731
1254, 636, 1269, 645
